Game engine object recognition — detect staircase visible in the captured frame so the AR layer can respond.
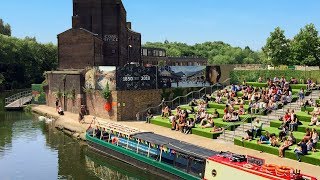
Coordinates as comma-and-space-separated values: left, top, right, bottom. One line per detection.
217, 90, 320, 142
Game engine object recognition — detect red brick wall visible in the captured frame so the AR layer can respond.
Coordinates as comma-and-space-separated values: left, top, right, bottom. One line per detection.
85, 91, 118, 121
117, 89, 162, 121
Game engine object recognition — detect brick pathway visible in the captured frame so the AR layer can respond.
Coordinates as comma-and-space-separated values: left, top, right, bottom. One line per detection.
32, 105, 320, 178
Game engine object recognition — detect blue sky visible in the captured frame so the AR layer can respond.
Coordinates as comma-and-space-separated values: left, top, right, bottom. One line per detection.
0, 0, 319, 50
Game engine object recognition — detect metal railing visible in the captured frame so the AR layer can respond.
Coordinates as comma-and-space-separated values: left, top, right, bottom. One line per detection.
5, 89, 32, 106
136, 79, 230, 121
221, 87, 316, 141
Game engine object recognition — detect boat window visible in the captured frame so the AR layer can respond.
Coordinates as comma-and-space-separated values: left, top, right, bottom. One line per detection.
189, 158, 205, 178
160, 152, 175, 166
174, 153, 189, 171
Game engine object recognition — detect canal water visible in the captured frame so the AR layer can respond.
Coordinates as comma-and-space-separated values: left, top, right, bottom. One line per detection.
0, 109, 156, 180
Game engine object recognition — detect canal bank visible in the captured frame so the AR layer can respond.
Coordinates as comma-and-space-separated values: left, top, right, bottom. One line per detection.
32, 105, 320, 178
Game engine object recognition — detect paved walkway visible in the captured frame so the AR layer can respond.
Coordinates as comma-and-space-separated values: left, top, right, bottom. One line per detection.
32, 105, 320, 178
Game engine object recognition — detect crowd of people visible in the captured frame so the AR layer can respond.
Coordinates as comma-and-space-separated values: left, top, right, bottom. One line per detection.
161, 104, 224, 134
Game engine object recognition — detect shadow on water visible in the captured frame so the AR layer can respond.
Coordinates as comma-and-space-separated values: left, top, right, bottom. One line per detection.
0, 96, 159, 180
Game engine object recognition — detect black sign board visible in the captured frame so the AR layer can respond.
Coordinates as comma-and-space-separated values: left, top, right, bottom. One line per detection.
116, 65, 157, 91
247, 155, 265, 166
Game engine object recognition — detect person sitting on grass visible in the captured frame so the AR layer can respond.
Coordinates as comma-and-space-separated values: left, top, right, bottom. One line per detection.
252, 119, 263, 138
289, 114, 298, 131
228, 111, 240, 122
211, 109, 220, 118
215, 94, 222, 104
161, 106, 171, 118
189, 99, 197, 106
238, 104, 245, 115
288, 132, 297, 146
170, 115, 180, 130
177, 115, 186, 132
294, 139, 308, 162
184, 118, 195, 134
311, 128, 319, 151
223, 111, 231, 122
257, 131, 271, 144
242, 129, 254, 141
308, 104, 320, 116
307, 139, 316, 152
304, 128, 312, 141
271, 135, 281, 147
279, 137, 291, 158
200, 116, 214, 128
309, 113, 319, 126
195, 109, 208, 124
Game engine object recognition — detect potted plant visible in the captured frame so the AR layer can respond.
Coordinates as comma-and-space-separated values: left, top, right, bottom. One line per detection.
102, 83, 112, 112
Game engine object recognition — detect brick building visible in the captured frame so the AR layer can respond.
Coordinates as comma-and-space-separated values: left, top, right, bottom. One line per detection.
58, 0, 141, 69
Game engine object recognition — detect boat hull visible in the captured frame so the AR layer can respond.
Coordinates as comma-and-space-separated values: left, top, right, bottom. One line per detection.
86, 134, 200, 180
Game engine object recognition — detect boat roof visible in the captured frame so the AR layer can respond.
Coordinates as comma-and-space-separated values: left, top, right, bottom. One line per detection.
133, 132, 219, 159
95, 120, 142, 136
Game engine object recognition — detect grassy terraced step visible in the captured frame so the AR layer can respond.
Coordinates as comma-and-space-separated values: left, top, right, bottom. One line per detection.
296, 112, 319, 122
178, 106, 257, 120
246, 82, 308, 90
150, 116, 222, 139
150, 116, 254, 139
234, 138, 320, 166
208, 102, 249, 111
262, 127, 320, 149
270, 120, 320, 135
301, 106, 317, 112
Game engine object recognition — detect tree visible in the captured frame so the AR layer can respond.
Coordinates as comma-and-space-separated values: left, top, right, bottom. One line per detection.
144, 41, 264, 65
291, 23, 320, 66
0, 73, 4, 85
0, 19, 11, 36
262, 27, 290, 66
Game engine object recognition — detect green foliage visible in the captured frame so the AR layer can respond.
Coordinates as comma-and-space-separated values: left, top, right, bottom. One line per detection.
53, 89, 63, 99
143, 41, 265, 65
0, 19, 11, 36
0, 34, 58, 90
262, 27, 291, 66
102, 83, 111, 101
291, 24, 320, 66
230, 70, 320, 84
24, 105, 32, 113
66, 89, 76, 101
0, 73, 4, 85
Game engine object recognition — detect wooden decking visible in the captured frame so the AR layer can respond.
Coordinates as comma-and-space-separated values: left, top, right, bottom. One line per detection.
5, 96, 32, 110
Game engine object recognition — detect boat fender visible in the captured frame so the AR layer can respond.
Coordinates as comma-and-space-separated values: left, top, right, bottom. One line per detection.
276, 166, 294, 176
243, 164, 253, 169
261, 164, 278, 173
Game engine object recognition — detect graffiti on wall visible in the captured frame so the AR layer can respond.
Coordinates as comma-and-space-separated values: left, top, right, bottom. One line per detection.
85, 67, 116, 90
158, 66, 221, 88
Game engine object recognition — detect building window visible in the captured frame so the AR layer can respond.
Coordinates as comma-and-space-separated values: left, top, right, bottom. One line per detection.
142, 49, 148, 56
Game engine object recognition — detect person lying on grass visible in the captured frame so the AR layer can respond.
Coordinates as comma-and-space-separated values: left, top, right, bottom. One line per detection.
210, 125, 224, 132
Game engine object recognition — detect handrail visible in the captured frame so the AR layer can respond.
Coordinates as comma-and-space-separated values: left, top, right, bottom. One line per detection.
136, 78, 231, 121
221, 87, 311, 141
5, 89, 32, 106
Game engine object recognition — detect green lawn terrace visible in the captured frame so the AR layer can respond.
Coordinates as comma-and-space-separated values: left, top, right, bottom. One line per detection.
150, 115, 254, 139
233, 110, 320, 166
234, 138, 320, 166
149, 82, 315, 142
245, 82, 308, 90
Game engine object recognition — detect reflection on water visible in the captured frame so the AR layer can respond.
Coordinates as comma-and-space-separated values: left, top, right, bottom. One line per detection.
0, 111, 157, 180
